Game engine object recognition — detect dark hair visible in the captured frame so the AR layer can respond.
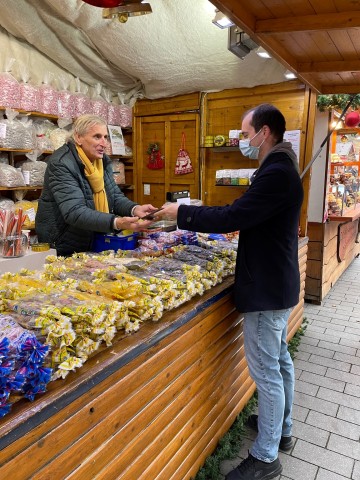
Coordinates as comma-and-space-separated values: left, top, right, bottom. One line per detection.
246, 103, 286, 143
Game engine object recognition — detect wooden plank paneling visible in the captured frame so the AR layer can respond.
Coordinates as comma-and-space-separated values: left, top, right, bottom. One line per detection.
202, 81, 311, 208
134, 93, 200, 117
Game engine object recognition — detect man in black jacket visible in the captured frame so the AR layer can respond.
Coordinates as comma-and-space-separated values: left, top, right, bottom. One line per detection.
161, 104, 303, 480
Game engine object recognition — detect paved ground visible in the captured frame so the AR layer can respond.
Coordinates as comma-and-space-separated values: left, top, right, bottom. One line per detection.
221, 255, 360, 480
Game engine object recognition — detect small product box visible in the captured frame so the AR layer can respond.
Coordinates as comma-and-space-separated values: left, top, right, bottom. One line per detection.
92, 232, 138, 252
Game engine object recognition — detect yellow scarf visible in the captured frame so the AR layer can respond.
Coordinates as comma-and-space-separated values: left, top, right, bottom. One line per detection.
76, 145, 109, 213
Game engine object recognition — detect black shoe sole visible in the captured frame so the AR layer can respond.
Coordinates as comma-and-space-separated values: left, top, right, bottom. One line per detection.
246, 414, 294, 452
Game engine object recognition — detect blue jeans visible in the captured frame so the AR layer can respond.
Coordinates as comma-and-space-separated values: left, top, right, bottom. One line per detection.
243, 308, 294, 462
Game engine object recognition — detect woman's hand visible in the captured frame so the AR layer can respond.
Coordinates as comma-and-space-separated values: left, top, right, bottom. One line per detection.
132, 204, 158, 218
114, 216, 153, 231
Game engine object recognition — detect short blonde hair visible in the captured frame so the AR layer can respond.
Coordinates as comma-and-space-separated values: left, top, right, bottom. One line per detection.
70, 114, 107, 141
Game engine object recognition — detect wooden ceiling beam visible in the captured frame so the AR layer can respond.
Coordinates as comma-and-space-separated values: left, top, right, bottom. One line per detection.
256, 12, 360, 34
298, 60, 360, 73
322, 84, 360, 94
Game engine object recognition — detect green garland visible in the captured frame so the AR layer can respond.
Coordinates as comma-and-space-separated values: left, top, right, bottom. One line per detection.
194, 319, 308, 480
317, 94, 360, 112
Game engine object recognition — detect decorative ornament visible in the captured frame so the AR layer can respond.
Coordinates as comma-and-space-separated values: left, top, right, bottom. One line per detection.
344, 111, 360, 127
175, 132, 194, 175
81, 0, 121, 7
146, 142, 164, 170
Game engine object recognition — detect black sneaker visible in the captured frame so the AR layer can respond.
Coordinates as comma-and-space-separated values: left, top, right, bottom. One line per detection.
246, 414, 294, 452
225, 453, 282, 480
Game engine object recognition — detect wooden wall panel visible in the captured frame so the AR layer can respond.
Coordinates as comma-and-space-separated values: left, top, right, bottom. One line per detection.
134, 93, 200, 117
306, 220, 360, 303
201, 81, 311, 208
135, 113, 199, 206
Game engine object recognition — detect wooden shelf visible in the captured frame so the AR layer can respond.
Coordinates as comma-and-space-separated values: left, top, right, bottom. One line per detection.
203, 146, 239, 152
331, 161, 359, 166
215, 184, 249, 187
0, 148, 33, 153
328, 205, 360, 222
0, 185, 43, 191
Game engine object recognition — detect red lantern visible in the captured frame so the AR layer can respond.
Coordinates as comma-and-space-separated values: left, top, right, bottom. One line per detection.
81, 0, 123, 7
345, 111, 360, 127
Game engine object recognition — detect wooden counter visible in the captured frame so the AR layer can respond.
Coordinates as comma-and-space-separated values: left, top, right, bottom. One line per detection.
306, 219, 360, 304
0, 238, 308, 480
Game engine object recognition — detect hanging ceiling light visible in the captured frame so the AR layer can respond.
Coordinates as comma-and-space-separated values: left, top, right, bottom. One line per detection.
212, 9, 234, 29
81, 0, 152, 23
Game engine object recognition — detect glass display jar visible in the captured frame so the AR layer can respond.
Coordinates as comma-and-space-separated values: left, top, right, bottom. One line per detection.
0, 234, 28, 258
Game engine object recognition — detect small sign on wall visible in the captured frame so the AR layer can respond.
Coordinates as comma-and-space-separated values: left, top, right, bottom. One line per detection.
337, 220, 358, 262
108, 125, 125, 155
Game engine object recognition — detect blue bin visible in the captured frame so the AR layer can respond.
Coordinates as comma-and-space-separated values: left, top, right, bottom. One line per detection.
92, 232, 138, 252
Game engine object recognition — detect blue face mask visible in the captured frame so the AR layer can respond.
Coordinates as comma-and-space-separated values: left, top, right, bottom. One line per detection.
239, 129, 264, 160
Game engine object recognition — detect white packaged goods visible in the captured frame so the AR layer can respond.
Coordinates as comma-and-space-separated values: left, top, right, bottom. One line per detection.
0, 164, 25, 187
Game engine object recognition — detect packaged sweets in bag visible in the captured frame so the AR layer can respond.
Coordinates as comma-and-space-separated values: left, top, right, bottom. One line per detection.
39, 71, 58, 116
18, 62, 40, 112
0, 109, 35, 150
57, 73, 75, 119
117, 93, 132, 128
91, 83, 108, 120
73, 78, 92, 117
0, 57, 20, 109
49, 117, 72, 151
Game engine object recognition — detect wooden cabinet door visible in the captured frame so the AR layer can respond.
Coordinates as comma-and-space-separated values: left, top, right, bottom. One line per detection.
134, 113, 200, 207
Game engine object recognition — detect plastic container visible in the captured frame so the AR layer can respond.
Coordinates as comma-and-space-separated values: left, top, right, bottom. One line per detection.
31, 243, 50, 252
0, 234, 28, 257
92, 232, 138, 252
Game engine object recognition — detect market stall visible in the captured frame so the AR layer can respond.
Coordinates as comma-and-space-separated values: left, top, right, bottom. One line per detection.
306, 103, 360, 303
0, 237, 308, 479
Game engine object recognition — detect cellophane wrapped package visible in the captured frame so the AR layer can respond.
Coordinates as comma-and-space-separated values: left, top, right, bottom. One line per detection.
13, 198, 38, 229
15, 158, 47, 187
117, 93, 133, 128
57, 73, 75, 119
49, 117, 72, 151
39, 71, 58, 116
0, 109, 35, 149
33, 118, 56, 152
0, 196, 14, 210
73, 78, 92, 117
0, 58, 20, 109
91, 83, 108, 121
103, 88, 119, 125
0, 313, 52, 417
0, 164, 25, 188
18, 62, 40, 112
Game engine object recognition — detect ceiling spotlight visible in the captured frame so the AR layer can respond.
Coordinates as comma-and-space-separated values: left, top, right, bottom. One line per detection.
212, 9, 234, 29
256, 46, 272, 59
102, 0, 152, 22
284, 69, 297, 79
228, 26, 258, 60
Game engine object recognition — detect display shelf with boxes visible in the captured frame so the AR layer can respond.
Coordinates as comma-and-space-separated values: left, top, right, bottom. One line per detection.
327, 127, 360, 220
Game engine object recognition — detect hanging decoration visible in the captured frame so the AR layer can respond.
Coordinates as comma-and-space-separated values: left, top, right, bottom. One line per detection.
146, 142, 164, 170
175, 132, 194, 175
317, 94, 360, 112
